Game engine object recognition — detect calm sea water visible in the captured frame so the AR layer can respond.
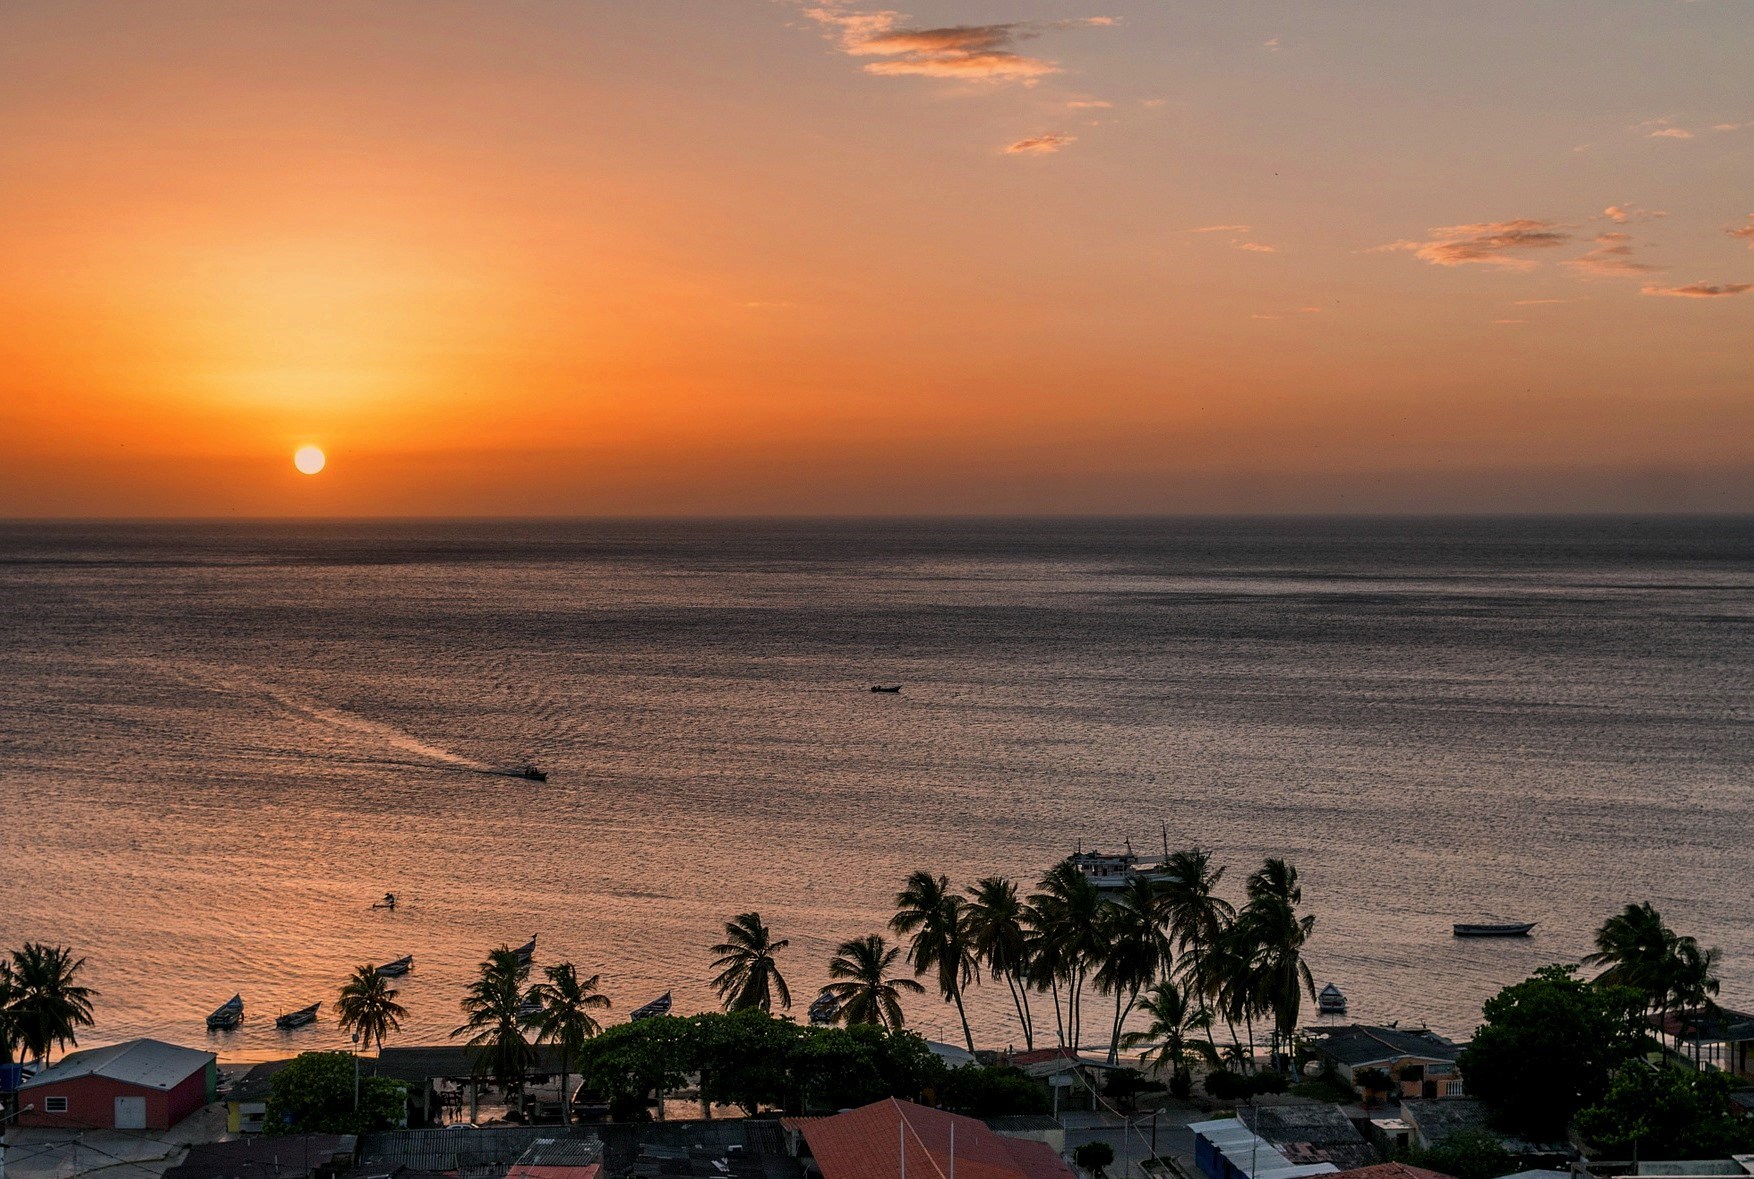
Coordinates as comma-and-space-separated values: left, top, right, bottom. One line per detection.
1, 518, 1750, 1064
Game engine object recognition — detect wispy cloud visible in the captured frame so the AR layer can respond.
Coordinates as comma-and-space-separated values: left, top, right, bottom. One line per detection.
1492, 319, 1528, 325
1003, 132, 1075, 155
1189, 225, 1251, 233
1233, 241, 1278, 253
1377, 219, 1573, 269
1512, 297, 1584, 306
1066, 99, 1112, 109
1713, 121, 1749, 132
1566, 232, 1663, 277
802, 8, 1116, 83
1642, 282, 1753, 298
1603, 205, 1666, 224
1650, 127, 1695, 139
1262, 37, 1282, 51
1728, 215, 1754, 249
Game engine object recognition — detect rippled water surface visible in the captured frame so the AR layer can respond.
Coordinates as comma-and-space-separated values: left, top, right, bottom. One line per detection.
1, 518, 1750, 1062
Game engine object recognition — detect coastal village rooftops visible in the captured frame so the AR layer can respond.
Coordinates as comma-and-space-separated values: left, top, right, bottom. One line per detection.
163, 1135, 358, 1179
1323, 1165, 1457, 1179
356, 1127, 603, 1177
1008, 1047, 1127, 1078
782, 1098, 1075, 1179
21, 1038, 214, 1091
1306, 1026, 1462, 1068
1190, 1118, 1341, 1179
1248, 1106, 1376, 1171
1397, 1099, 1568, 1157
226, 1059, 297, 1103
504, 1135, 604, 1179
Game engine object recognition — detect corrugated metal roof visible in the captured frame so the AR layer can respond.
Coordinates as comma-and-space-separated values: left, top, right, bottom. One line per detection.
357, 1127, 601, 1173
781, 1098, 1076, 1179
1190, 1118, 1341, 1179
22, 1039, 213, 1092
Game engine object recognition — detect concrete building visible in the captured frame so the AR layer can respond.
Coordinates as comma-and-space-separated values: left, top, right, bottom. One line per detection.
17, 1039, 216, 1131
1304, 1027, 1465, 1099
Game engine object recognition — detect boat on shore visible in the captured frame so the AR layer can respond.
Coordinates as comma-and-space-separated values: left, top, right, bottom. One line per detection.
376, 955, 413, 977
206, 994, 244, 1030
1453, 921, 1536, 938
630, 992, 672, 1021
276, 1003, 320, 1030
1317, 983, 1347, 1014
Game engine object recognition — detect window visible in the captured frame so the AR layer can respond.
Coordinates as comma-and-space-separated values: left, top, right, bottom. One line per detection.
45, 1096, 69, 1113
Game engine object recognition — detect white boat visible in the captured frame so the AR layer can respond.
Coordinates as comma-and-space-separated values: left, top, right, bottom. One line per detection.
1317, 983, 1347, 1015
1066, 845, 1144, 890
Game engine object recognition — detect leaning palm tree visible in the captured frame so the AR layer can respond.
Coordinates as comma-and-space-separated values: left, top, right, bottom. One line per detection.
1121, 978, 1218, 1087
336, 964, 408, 1053
1095, 876, 1172, 1063
1159, 849, 1235, 1061
1240, 859, 1316, 1068
890, 871, 977, 1053
964, 876, 1037, 1049
0, 959, 19, 1066
453, 947, 538, 1103
710, 912, 792, 1012
1585, 902, 1676, 1010
6, 944, 96, 1067
1025, 863, 1105, 1050
526, 962, 611, 1123
824, 935, 925, 1031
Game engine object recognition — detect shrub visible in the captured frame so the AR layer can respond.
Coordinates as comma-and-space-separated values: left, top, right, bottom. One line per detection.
1074, 1141, 1115, 1178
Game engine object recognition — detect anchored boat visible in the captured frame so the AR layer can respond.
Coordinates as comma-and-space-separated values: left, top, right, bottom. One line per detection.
376, 955, 414, 977
1453, 921, 1536, 938
514, 935, 538, 966
207, 994, 244, 1030
276, 1003, 320, 1030
629, 991, 673, 1021
1317, 983, 1348, 1015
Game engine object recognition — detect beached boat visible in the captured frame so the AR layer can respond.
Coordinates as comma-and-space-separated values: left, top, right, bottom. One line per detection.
870, 685, 902, 693
629, 991, 672, 1021
376, 955, 413, 977
1453, 922, 1536, 938
514, 935, 537, 966
516, 764, 547, 782
207, 994, 244, 1030
807, 990, 839, 1026
1317, 983, 1347, 1014
276, 1003, 320, 1030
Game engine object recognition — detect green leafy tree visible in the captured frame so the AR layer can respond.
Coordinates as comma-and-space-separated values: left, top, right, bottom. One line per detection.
791, 1024, 944, 1111
824, 935, 924, 1031
336, 965, 407, 1053
963, 876, 1038, 1050
574, 1015, 697, 1120
5, 944, 96, 1066
692, 1009, 801, 1114
453, 947, 537, 1101
1402, 1130, 1514, 1179
526, 962, 611, 1123
1074, 1141, 1115, 1179
264, 1052, 406, 1134
1458, 965, 1644, 1139
0, 960, 19, 1065
891, 871, 977, 1053
1576, 1064, 1754, 1159
710, 913, 792, 1013
940, 1065, 1052, 1116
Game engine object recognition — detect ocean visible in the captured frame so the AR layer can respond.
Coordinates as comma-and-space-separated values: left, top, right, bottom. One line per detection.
1, 517, 1749, 1063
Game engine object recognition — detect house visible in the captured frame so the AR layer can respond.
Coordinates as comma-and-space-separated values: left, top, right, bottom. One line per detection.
1304, 1027, 1465, 1099
781, 1097, 1077, 1179
1396, 1099, 1570, 1162
366, 1044, 574, 1126
225, 1059, 296, 1133
354, 1126, 603, 1179
1652, 1008, 1754, 1080
1189, 1118, 1340, 1179
162, 1135, 357, 1179
504, 1135, 604, 1179
1321, 1165, 1458, 1179
1248, 1105, 1378, 1171
1006, 1047, 1127, 1113
16, 1039, 216, 1131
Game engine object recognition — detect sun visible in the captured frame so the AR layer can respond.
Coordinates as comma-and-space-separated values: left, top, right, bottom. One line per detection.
293, 445, 326, 475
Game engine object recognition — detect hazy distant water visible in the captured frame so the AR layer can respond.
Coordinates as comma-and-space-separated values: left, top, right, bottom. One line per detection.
2, 518, 1750, 1063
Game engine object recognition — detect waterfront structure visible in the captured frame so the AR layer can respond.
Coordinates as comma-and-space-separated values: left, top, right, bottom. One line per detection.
16, 1039, 215, 1131
1008, 1048, 1127, 1114
1303, 1026, 1464, 1098
1651, 1007, 1754, 1079
782, 1098, 1074, 1179
224, 1059, 294, 1134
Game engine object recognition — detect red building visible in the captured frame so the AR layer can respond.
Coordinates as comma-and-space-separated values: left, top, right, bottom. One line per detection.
17, 1039, 216, 1131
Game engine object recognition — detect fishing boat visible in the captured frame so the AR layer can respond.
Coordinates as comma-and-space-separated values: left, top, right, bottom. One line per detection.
629, 992, 673, 1021
371, 892, 398, 911
1066, 844, 1142, 890
514, 935, 537, 966
515, 764, 547, 782
1317, 983, 1347, 1015
1453, 922, 1536, 938
276, 1003, 320, 1030
206, 994, 244, 1030
519, 995, 543, 1018
870, 685, 902, 693
807, 989, 839, 1026
376, 955, 414, 978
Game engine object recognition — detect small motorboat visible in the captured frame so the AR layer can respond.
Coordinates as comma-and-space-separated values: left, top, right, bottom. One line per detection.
515, 764, 547, 782
1317, 983, 1347, 1015
276, 1003, 320, 1030
870, 685, 902, 693
1453, 921, 1536, 938
629, 991, 673, 1021
376, 955, 414, 978
807, 989, 839, 1026
514, 935, 538, 966
207, 994, 244, 1030
518, 995, 544, 1019
372, 892, 398, 911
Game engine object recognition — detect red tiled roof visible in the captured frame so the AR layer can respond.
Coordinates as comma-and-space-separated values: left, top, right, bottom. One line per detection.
1328, 1164, 1457, 1179
507, 1167, 600, 1179
783, 1098, 1076, 1179
1007, 1048, 1081, 1067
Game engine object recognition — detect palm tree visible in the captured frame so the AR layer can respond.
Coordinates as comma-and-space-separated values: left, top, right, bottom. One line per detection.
963, 876, 1037, 1049
1121, 979, 1218, 1087
0, 959, 19, 1065
1240, 859, 1316, 1068
1586, 902, 1676, 1008
1025, 863, 1105, 1050
890, 871, 977, 1053
526, 963, 611, 1123
710, 913, 792, 1012
1206, 917, 1263, 1069
824, 935, 924, 1031
1095, 876, 1172, 1063
336, 964, 408, 1053
6, 944, 96, 1067
1156, 849, 1235, 1061
453, 947, 537, 1105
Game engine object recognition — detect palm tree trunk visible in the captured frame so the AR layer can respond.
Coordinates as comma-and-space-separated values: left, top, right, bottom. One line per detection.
1243, 1013, 1256, 1073
952, 985, 975, 1054
1191, 945, 1221, 1060
1050, 977, 1067, 1047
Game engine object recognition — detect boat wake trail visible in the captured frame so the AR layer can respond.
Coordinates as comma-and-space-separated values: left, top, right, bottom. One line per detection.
170, 662, 496, 773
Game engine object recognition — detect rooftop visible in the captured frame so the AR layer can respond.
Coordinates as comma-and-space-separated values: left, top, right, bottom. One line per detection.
1190, 1117, 1341, 1179
163, 1135, 357, 1179
1397, 1099, 1569, 1156
226, 1059, 297, 1103
1324, 1165, 1457, 1179
21, 1039, 213, 1092
1307, 1027, 1462, 1068
783, 1098, 1075, 1179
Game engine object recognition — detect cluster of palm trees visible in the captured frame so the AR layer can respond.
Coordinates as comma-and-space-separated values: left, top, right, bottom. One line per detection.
0, 944, 96, 1068
697, 850, 1319, 1078
1584, 901, 1722, 1063
449, 948, 612, 1111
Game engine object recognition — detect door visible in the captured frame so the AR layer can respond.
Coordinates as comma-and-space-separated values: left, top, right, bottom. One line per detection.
114, 1095, 147, 1129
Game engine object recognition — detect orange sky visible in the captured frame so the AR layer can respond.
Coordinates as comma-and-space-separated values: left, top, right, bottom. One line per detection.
2, 1, 1751, 515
